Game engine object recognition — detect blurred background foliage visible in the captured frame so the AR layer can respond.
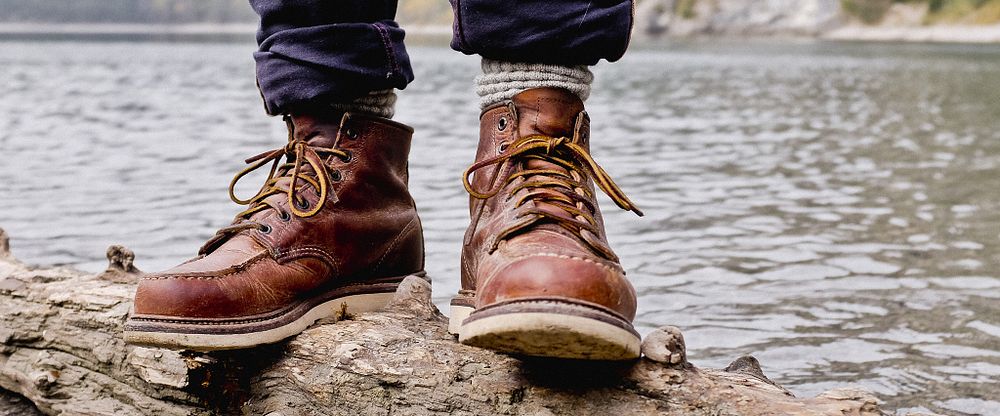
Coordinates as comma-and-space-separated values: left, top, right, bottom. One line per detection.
841, 0, 1000, 24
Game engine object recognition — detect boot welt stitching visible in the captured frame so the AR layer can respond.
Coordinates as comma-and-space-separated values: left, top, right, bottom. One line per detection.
471, 297, 635, 326
128, 282, 399, 326
129, 317, 292, 325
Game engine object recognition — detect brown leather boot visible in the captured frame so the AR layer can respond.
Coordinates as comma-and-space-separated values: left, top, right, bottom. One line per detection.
124, 113, 425, 350
450, 88, 643, 360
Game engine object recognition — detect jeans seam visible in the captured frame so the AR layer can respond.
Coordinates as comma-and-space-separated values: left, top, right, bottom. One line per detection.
373, 22, 401, 80
451, 0, 471, 51
619, 0, 636, 61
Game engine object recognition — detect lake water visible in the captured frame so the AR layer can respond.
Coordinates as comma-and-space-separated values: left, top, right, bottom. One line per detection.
1, 38, 999, 415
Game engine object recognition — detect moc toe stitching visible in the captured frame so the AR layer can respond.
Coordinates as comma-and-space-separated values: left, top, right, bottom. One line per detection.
508, 251, 623, 274
139, 254, 269, 281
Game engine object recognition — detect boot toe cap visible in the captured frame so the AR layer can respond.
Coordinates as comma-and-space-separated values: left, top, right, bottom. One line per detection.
132, 272, 263, 319
476, 252, 638, 320
131, 256, 301, 320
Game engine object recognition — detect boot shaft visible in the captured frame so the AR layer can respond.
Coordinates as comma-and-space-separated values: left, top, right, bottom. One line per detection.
288, 112, 415, 212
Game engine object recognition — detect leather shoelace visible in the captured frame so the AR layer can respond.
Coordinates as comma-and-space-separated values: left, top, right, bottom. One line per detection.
198, 116, 348, 254
463, 134, 643, 250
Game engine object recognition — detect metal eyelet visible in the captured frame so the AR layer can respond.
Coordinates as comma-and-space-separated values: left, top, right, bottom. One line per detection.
259, 224, 272, 234
295, 198, 309, 210
344, 127, 358, 139
341, 150, 353, 163
277, 211, 291, 222
497, 141, 510, 154
498, 117, 508, 131
331, 170, 342, 182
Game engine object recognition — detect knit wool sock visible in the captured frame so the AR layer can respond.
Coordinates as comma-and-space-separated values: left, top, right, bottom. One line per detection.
329, 89, 397, 118
475, 59, 594, 109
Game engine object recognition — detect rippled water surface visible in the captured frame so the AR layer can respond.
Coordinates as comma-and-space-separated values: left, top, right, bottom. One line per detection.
1, 39, 999, 415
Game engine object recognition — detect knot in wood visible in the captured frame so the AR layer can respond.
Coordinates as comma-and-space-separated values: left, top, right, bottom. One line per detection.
31, 370, 58, 391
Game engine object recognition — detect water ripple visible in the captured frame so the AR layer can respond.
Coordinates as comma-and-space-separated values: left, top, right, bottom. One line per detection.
0, 40, 998, 413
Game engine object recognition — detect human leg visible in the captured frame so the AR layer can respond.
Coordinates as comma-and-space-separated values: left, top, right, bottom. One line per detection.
124, 0, 425, 350
252, 0, 414, 116
449, 0, 634, 65
447, 0, 645, 360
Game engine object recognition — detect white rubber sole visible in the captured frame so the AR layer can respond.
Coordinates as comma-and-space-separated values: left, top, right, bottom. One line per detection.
452, 307, 641, 361
124, 292, 394, 351
448, 305, 474, 335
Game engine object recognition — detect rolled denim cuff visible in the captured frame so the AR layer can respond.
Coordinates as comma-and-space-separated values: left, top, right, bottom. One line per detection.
254, 21, 414, 115
449, 0, 634, 65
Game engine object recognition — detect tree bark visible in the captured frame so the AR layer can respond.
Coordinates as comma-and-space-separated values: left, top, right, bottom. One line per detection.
0, 229, 885, 415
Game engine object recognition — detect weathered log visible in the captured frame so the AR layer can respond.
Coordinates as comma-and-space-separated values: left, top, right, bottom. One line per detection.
0, 228, 885, 415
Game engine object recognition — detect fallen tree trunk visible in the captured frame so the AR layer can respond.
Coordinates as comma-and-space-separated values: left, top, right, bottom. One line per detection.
0, 228, 885, 415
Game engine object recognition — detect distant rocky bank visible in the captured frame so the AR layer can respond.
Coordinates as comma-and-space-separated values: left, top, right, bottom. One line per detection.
2, 0, 1000, 44
635, 0, 1000, 43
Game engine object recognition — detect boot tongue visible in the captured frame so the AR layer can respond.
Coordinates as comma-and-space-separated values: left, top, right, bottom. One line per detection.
511, 88, 584, 138
243, 113, 342, 222
289, 113, 344, 148
511, 88, 587, 223
524, 159, 579, 222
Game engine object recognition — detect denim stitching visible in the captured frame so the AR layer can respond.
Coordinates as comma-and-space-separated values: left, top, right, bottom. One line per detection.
451, 0, 471, 51
372, 22, 401, 80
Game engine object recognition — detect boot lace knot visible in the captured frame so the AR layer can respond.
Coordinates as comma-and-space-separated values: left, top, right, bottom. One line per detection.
198, 115, 350, 255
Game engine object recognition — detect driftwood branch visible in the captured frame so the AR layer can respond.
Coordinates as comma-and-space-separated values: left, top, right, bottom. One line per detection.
0, 227, 885, 415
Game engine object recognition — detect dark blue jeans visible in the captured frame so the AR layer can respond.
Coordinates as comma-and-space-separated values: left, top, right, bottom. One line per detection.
252, 0, 634, 115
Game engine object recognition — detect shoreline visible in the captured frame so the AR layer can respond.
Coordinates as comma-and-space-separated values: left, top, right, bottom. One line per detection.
821, 24, 1000, 43
0, 23, 256, 35
1, 22, 999, 44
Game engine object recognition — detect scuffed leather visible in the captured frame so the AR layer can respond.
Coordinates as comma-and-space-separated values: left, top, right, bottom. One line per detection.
133, 113, 424, 319
461, 88, 638, 320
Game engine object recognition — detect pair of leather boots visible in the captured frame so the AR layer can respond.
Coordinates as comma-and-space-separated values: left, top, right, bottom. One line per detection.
124, 88, 643, 360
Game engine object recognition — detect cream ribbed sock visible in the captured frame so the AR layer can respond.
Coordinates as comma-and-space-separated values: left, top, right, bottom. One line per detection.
329, 89, 397, 118
475, 59, 594, 109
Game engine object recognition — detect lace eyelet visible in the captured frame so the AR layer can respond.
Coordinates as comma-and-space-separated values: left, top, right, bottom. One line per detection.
295, 198, 309, 210
498, 117, 508, 131
341, 150, 353, 163
259, 224, 272, 234
497, 141, 510, 154
331, 170, 342, 182
277, 211, 291, 221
